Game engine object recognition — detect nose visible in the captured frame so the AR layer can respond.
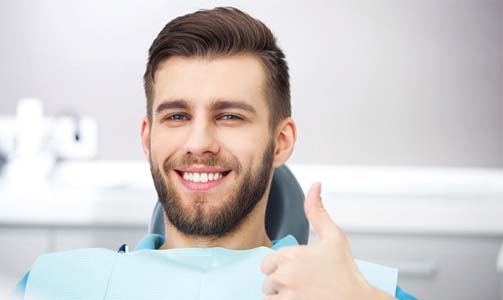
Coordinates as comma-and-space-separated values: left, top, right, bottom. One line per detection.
183, 118, 219, 156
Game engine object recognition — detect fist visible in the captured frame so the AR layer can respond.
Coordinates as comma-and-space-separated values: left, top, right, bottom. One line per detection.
260, 183, 394, 300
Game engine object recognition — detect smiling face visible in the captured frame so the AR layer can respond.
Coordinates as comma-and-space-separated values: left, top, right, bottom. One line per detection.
142, 54, 279, 237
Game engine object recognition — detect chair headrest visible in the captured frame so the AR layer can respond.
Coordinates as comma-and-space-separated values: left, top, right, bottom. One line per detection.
148, 165, 309, 244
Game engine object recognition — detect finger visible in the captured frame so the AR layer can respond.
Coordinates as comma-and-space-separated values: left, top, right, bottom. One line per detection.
304, 182, 337, 241
261, 246, 299, 275
261, 252, 281, 275
262, 275, 279, 295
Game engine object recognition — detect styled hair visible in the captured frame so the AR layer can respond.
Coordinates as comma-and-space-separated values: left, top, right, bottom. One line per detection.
143, 7, 291, 129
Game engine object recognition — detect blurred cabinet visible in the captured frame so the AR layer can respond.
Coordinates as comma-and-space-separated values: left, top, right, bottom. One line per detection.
52, 227, 147, 251
346, 233, 502, 300
0, 228, 52, 293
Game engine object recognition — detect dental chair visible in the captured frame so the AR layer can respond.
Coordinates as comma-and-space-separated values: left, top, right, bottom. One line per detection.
148, 165, 310, 244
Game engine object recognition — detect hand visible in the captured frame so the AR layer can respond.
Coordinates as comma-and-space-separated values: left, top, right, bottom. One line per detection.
260, 182, 395, 300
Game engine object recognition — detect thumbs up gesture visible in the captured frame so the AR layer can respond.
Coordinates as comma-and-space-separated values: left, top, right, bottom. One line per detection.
260, 183, 395, 300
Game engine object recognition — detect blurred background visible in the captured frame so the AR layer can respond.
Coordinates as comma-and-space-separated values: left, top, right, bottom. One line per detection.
0, 0, 502, 299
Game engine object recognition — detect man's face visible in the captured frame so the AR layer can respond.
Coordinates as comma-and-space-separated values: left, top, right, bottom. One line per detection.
144, 54, 275, 237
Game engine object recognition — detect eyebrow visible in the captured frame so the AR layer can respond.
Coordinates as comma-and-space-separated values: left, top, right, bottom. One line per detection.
154, 98, 257, 115
155, 100, 190, 114
211, 100, 257, 115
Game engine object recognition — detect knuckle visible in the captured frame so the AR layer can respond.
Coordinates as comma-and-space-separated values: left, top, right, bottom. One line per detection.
278, 245, 304, 260
276, 251, 292, 263
261, 253, 279, 274
272, 268, 295, 287
262, 276, 275, 294
329, 226, 349, 245
260, 259, 271, 273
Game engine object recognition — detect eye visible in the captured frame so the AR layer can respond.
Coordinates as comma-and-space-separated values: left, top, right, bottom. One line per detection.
166, 113, 189, 121
218, 114, 243, 121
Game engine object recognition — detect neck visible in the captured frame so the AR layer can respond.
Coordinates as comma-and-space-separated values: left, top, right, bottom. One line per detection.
159, 198, 273, 250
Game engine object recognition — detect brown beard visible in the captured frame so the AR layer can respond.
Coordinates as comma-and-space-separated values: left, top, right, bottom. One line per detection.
149, 140, 275, 238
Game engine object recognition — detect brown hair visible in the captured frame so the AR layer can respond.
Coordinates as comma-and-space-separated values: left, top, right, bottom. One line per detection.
143, 7, 290, 130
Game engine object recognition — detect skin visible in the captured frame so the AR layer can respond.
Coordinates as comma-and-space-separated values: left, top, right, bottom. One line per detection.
261, 183, 395, 300
141, 54, 296, 250
140, 53, 395, 299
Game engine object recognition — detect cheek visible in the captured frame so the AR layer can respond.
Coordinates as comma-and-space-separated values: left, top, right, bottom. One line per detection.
218, 127, 269, 164
149, 127, 186, 161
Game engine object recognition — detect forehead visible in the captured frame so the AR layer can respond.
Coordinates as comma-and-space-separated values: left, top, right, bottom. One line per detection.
152, 54, 269, 112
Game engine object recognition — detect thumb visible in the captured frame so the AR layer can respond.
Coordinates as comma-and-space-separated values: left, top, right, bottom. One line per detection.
304, 182, 336, 241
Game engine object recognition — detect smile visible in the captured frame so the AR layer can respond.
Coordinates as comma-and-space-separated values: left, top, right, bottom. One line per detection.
175, 168, 231, 191
182, 172, 225, 183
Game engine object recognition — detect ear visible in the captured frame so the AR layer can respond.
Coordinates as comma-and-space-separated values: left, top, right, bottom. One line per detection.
140, 116, 151, 159
272, 117, 297, 168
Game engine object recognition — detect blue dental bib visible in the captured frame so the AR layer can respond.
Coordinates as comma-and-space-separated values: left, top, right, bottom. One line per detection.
23, 234, 398, 300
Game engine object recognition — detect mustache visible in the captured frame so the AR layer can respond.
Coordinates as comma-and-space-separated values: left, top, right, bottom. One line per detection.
162, 154, 241, 174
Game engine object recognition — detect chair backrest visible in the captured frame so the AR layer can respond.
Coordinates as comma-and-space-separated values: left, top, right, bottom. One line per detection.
148, 165, 310, 244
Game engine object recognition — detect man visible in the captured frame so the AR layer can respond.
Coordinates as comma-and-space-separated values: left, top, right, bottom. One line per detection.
15, 7, 416, 300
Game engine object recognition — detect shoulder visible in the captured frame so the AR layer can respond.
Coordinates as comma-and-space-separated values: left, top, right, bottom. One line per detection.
14, 248, 116, 300
19, 248, 120, 300
31, 247, 117, 272
31, 248, 117, 271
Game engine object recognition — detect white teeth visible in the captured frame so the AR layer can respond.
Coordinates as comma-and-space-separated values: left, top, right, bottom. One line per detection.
193, 173, 201, 183
200, 173, 208, 183
182, 172, 224, 183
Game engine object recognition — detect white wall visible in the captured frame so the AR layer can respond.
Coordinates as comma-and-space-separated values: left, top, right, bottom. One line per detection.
0, 0, 501, 167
